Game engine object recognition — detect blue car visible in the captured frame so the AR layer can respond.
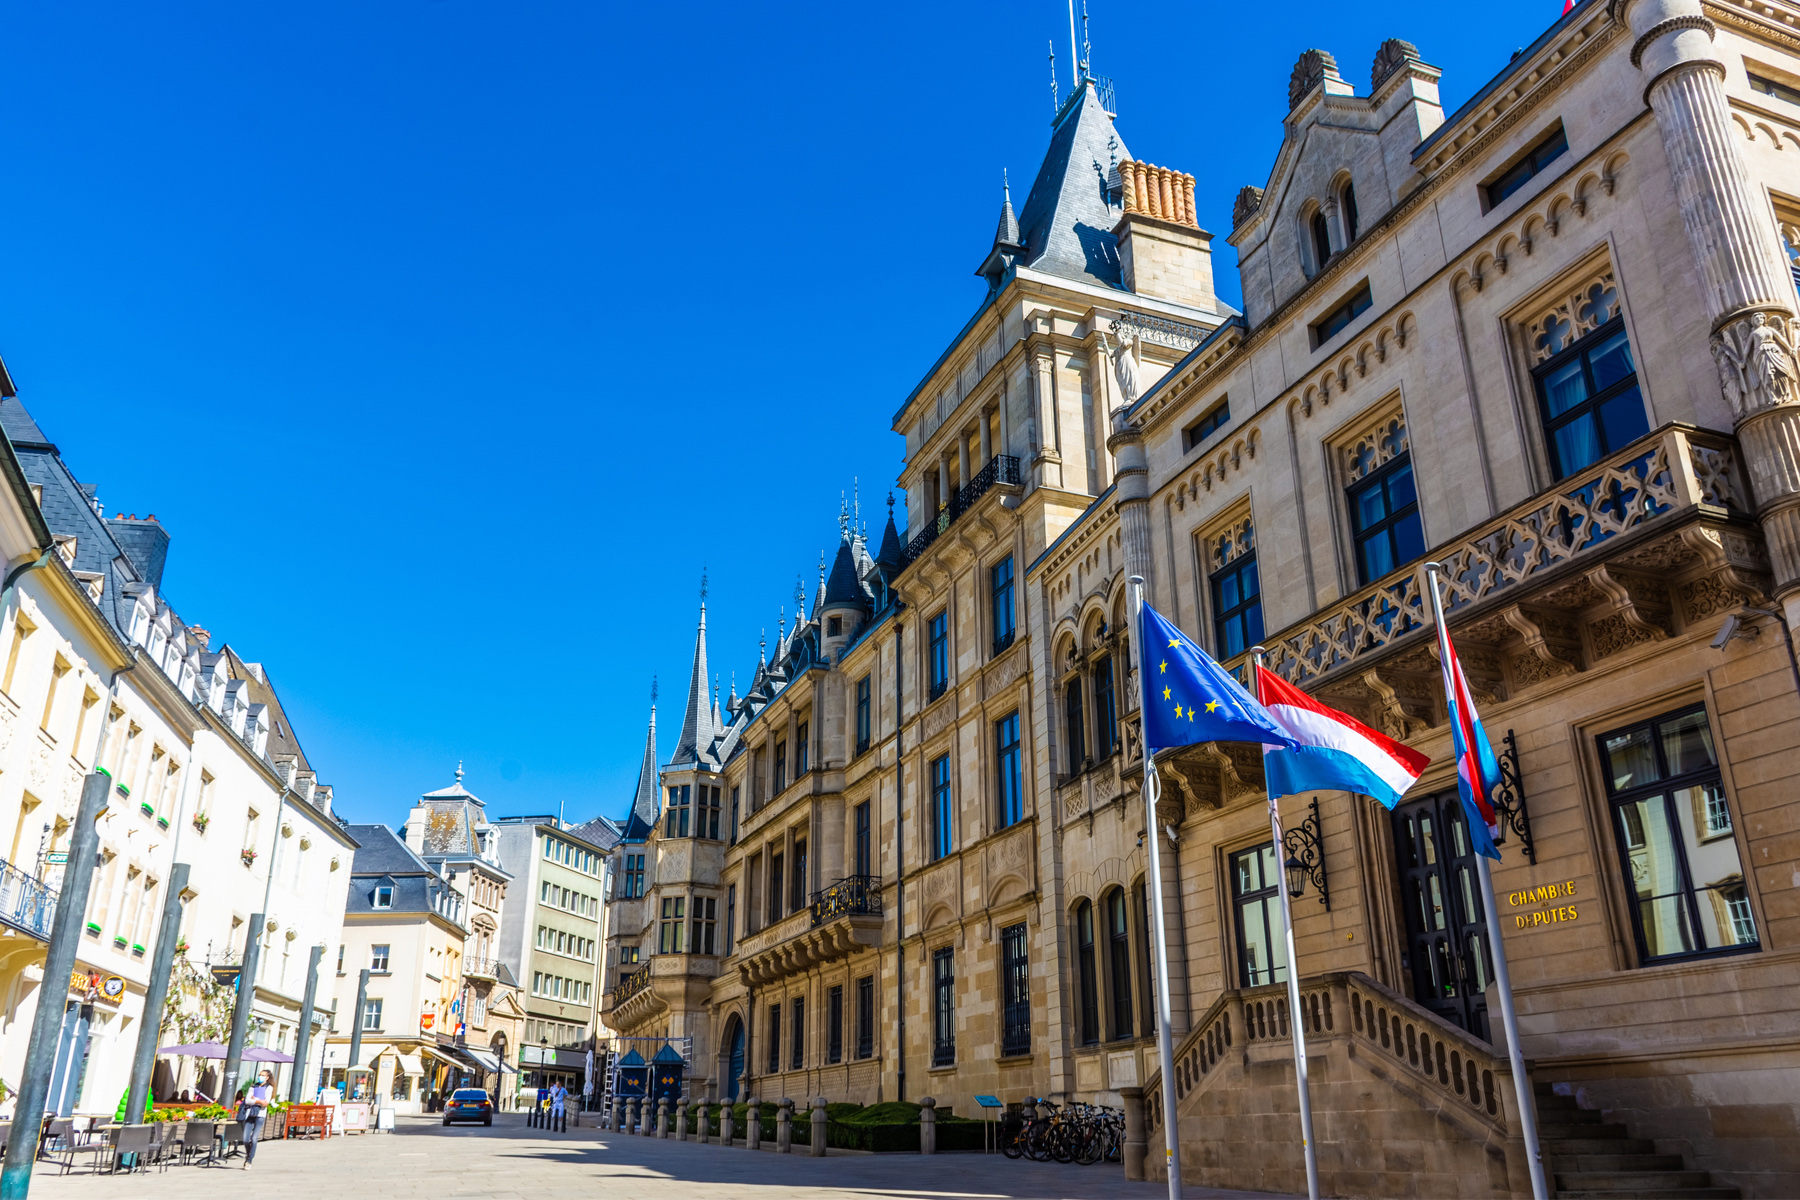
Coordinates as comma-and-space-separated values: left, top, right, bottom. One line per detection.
443, 1088, 494, 1126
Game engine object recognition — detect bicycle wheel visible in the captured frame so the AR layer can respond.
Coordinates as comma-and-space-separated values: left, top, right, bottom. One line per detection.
1023, 1124, 1050, 1162
1075, 1125, 1105, 1165
1051, 1125, 1076, 1164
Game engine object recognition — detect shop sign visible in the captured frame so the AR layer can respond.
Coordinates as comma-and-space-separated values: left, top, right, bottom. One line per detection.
70, 971, 126, 1004
1508, 879, 1579, 929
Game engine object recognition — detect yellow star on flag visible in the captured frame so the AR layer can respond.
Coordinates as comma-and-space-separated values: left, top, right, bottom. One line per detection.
1168, 637, 1181, 648
1162, 686, 1171, 700
1159, 660, 1166, 674
1205, 700, 1221, 713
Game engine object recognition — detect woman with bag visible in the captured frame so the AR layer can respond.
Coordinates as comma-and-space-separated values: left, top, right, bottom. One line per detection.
237, 1069, 275, 1169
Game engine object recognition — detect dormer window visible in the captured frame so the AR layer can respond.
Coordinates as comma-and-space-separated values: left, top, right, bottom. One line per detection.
374, 884, 394, 908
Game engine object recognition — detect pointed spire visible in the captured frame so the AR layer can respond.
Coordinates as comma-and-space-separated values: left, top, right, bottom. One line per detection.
627, 682, 659, 830
995, 168, 1022, 247
712, 673, 722, 730
1049, 40, 1058, 112
727, 670, 740, 711
673, 577, 714, 764
875, 490, 907, 571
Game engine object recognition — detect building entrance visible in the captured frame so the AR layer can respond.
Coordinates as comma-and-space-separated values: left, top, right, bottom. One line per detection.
1391, 790, 1493, 1041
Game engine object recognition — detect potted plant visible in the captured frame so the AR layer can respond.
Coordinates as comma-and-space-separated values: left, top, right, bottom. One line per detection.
139, 801, 154, 817
84, 921, 101, 936
112, 934, 127, 949
156, 816, 169, 830
173, 938, 189, 955
115, 782, 129, 798
241, 848, 258, 867
192, 812, 209, 833
130, 942, 146, 956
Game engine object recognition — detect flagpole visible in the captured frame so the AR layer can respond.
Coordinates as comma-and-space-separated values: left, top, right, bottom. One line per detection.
1128, 576, 1182, 1200
1250, 648, 1320, 1200
1422, 564, 1548, 1200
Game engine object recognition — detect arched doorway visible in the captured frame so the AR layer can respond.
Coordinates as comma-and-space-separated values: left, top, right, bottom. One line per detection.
722, 1015, 744, 1100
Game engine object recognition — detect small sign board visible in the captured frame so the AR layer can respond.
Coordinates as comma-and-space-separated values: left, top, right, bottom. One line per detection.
974, 1095, 1001, 1109
45, 852, 67, 865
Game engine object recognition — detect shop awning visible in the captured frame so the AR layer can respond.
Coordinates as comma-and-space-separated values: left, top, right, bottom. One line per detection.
424, 1044, 485, 1073
397, 1054, 424, 1076
462, 1048, 500, 1073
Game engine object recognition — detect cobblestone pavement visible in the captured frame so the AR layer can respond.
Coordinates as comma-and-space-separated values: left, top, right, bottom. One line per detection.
21, 1114, 1296, 1199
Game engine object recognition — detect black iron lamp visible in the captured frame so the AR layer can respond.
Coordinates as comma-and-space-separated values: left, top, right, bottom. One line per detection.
1280, 795, 1330, 910
1283, 851, 1307, 900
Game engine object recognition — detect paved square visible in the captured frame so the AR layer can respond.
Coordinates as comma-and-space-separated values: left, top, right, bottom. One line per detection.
19, 1115, 1295, 1199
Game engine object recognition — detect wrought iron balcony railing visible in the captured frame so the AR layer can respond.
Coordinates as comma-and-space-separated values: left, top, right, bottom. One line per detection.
0, 856, 57, 941
613, 967, 650, 1003
462, 956, 500, 980
809, 875, 882, 928
903, 455, 1021, 567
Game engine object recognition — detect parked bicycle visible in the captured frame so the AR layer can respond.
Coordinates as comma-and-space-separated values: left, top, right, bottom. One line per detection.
1001, 1098, 1122, 1165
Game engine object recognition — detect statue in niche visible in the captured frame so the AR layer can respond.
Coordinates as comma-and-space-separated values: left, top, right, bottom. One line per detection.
1099, 330, 1142, 432
1712, 311, 1800, 417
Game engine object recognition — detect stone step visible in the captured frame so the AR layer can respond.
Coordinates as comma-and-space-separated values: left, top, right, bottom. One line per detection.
1554, 1189, 1739, 1200
1536, 1092, 1581, 1112
1556, 1170, 1717, 1190
1540, 1119, 1626, 1140
1542, 1136, 1658, 1156
1538, 1107, 1603, 1124
1552, 1152, 1688, 1172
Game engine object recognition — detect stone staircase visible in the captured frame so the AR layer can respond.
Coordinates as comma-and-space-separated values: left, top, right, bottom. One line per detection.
1538, 1082, 1740, 1199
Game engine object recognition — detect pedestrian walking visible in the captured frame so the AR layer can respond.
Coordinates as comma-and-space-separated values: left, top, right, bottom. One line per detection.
550, 1081, 567, 1133
237, 1069, 275, 1170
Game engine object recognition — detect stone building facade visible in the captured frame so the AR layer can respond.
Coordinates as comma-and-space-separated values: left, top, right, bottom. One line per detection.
604, 1, 1800, 1195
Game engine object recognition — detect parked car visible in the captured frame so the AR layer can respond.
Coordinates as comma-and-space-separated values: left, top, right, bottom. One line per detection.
443, 1088, 494, 1127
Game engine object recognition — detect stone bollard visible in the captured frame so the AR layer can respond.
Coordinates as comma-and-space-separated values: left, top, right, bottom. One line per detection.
656, 1097, 670, 1138
919, 1096, 937, 1156
776, 1098, 793, 1153
676, 1098, 689, 1141
745, 1097, 761, 1151
1120, 1087, 1147, 1181
630, 1096, 643, 1135
696, 1101, 709, 1144
810, 1095, 827, 1158
615, 1099, 626, 1133
721, 1102, 736, 1147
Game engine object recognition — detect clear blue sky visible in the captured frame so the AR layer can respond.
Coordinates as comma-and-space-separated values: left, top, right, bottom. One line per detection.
0, 1, 1570, 827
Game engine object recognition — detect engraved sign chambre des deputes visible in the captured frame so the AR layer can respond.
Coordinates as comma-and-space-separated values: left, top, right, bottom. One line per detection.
1509, 879, 1579, 929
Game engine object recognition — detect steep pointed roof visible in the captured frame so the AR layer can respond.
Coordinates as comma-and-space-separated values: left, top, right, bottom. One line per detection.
875, 509, 906, 571
624, 702, 659, 837
995, 174, 1022, 246
671, 604, 713, 765
1014, 81, 1130, 289
823, 537, 869, 610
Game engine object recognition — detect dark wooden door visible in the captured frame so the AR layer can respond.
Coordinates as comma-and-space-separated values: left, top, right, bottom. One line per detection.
1392, 790, 1493, 1041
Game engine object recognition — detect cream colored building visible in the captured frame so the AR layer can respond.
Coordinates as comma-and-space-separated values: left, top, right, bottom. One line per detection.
605, 0, 1800, 1195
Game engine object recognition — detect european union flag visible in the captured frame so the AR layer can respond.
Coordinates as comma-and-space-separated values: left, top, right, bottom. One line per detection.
1139, 601, 1296, 753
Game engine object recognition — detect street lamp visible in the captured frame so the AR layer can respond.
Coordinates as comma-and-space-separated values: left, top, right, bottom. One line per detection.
1284, 852, 1307, 900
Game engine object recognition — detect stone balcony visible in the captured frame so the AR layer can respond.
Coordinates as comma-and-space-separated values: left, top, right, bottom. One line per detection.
731, 876, 885, 988
604, 953, 720, 1033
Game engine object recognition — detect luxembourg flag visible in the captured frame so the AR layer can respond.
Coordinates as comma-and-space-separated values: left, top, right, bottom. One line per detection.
1255, 667, 1430, 808
1433, 617, 1504, 861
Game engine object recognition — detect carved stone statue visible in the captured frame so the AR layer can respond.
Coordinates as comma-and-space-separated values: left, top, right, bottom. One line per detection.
1712, 311, 1800, 418
1099, 331, 1142, 435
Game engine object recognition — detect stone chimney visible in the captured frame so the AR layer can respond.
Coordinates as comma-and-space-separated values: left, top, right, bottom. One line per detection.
1114, 160, 1217, 311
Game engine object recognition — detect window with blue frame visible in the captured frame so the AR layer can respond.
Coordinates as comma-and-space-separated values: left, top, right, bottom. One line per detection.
1093, 657, 1118, 759
930, 754, 953, 860
1211, 550, 1264, 659
928, 610, 949, 699
855, 675, 871, 754
991, 557, 1016, 656
1347, 457, 1426, 586
995, 711, 1022, 828
1533, 319, 1648, 479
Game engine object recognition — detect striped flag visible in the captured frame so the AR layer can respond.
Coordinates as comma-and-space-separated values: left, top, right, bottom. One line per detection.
1433, 614, 1503, 860
1256, 667, 1430, 807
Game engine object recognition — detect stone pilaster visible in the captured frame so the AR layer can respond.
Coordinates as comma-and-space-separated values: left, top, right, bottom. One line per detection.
1108, 418, 1154, 594
1031, 348, 1063, 490
1618, 0, 1800, 611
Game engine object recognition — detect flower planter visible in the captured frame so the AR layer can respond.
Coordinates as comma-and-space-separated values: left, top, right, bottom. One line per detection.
156, 817, 169, 830
241, 851, 257, 867
130, 943, 146, 955
115, 784, 129, 798
139, 802, 154, 817
112, 936, 127, 949
84, 922, 101, 936
173, 941, 189, 956
192, 814, 209, 833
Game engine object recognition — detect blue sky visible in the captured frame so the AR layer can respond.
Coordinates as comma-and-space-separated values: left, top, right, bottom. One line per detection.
0, 1, 1570, 827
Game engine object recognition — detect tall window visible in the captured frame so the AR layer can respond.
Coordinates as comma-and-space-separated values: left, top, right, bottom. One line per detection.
1310, 209, 1332, 270
623, 854, 645, 898
854, 801, 872, 877
701, 787, 721, 839
1064, 679, 1086, 775
1135, 882, 1155, 1039
369, 944, 390, 971
995, 712, 1023, 829
1600, 705, 1756, 963
769, 853, 784, 923
790, 997, 805, 1070
692, 897, 717, 955
855, 676, 871, 754
1106, 889, 1134, 1040
928, 611, 949, 699
806, 985, 832, 1070
658, 897, 686, 954
724, 885, 736, 955
1001, 922, 1030, 1058
1533, 320, 1647, 479
796, 722, 810, 775
767, 1003, 781, 1072
729, 788, 740, 844
1211, 539, 1264, 658
1341, 182, 1359, 242
930, 755, 953, 860
1348, 456, 1425, 585
791, 839, 808, 911
774, 742, 788, 792
665, 785, 691, 838
855, 975, 875, 1058
1075, 900, 1099, 1045
1231, 844, 1288, 986
361, 999, 383, 1031
1093, 657, 1118, 759
991, 556, 1016, 656
931, 947, 955, 1067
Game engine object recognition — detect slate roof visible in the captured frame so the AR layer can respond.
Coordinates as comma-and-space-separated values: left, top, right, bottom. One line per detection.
217, 645, 312, 773
1013, 81, 1131, 290
823, 538, 868, 609
671, 606, 713, 765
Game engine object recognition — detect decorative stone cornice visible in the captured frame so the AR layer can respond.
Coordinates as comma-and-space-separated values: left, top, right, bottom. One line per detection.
1630, 14, 1717, 65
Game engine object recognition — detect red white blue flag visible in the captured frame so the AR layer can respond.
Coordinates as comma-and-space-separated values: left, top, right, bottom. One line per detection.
1433, 612, 1503, 860
1256, 667, 1430, 808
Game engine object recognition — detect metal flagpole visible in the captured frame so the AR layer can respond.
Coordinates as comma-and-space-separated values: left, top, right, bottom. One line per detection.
1127, 577, 1181, 1200
1251, 648, 1320, 1200
1422, 564, 1548, 1200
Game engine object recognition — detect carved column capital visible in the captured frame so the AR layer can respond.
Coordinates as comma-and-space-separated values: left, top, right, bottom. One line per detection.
1710, 310, 1800, 422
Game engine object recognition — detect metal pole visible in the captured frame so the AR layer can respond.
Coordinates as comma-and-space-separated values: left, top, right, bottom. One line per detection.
221, 911, 265, 1106
124, 862, 190, 1123
0, 770, 111, 1197
1126, 577, 1181, 1200
1422, 564, 1548, 1200
1252, 647, 1320, 1200
290, 944, 324, 1103
347, 968, 371, 1076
